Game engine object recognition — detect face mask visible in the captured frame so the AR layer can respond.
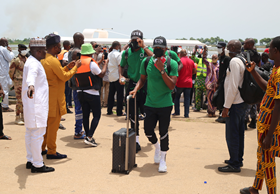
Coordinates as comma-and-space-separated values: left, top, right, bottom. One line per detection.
212, 59, 218, 63
20, 50, 28, 56
154, 48, 164, 58
217, 48, 223, 54
131, 41, 139, 50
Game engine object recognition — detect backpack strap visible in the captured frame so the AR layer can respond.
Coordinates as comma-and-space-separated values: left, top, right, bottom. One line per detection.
144, 56, 152, 74
167, 50, 171, 57
125, 49, 129, 61
167, 57, 171, 74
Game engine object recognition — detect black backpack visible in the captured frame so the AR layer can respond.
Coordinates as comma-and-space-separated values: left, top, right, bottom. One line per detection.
236, 55, 270, 105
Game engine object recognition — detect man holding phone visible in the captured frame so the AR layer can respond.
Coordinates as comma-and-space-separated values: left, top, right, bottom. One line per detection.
119, 30, 153, 153
130, 36, 178, 172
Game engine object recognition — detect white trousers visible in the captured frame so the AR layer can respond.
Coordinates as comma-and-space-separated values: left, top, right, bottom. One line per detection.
25, 127, 46, 168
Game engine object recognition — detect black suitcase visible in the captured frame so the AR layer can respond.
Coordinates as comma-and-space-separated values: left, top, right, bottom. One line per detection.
111, 95, 137, 174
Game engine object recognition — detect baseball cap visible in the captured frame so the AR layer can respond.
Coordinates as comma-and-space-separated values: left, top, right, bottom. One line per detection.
264, 48, 269, 54
153, 36, 167, 48
131, 30, 143, 40
216, 42, 226, 48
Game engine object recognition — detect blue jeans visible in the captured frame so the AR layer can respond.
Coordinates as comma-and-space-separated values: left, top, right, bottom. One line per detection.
174, 87, 191, 117
73, 90, 83, 135
225, 102, 248, 168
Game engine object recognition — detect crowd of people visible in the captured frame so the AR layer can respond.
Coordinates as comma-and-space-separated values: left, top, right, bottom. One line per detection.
0, 31, 280, 194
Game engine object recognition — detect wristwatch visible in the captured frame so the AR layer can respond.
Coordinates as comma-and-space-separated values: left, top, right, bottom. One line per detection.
160, 70, 165, 75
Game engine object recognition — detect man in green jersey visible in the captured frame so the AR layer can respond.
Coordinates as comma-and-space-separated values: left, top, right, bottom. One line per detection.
130, 36, 178, 173
119, 30, 153, 153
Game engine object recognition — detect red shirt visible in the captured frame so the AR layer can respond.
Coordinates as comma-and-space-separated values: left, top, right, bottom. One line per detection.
176, 56, 195, 88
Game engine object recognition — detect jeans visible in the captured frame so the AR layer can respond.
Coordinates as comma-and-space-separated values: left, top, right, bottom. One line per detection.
144, 106, 172, 151
107, 80, 124, 116
73, 90, 83, 135
78, 92, 101, 138
225, 102, 248, 168
65, 81, 72, 108
174, 87, 191, 117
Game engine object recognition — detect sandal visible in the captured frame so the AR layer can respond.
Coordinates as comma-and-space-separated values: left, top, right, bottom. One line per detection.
0, 135, 12, 140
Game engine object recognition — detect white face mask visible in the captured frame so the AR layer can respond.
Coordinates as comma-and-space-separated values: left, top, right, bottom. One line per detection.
20, 50, 28, 56
217, 48, 223, 54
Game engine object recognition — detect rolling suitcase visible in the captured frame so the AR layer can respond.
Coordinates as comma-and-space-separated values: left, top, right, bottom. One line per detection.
111, 95, 137, 174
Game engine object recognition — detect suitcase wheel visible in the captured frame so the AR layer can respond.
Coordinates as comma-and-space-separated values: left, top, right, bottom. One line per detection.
125, 170, 130, 175
111, 169, 116, 173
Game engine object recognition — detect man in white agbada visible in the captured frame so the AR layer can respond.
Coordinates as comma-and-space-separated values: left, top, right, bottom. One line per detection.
0, 38, 15, 112
22, 38, 54, 173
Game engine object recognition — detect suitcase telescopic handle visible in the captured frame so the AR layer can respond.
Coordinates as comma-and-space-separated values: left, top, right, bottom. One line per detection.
126, 95, 137, 136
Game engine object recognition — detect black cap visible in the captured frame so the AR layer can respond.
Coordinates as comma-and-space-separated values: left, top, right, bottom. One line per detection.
216, 42, 226, 48
131, 30, 143, 40
46, 34, 61, 46
153, 36, 167, 48
18, 44, 27, 49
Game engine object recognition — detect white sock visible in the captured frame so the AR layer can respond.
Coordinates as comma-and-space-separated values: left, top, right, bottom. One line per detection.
160, 151, 167, 162
154, 142, 160, 150
136, 136, 140, 144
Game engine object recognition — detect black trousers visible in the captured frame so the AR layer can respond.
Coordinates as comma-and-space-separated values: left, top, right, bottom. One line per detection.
78, 92, 101, 138
0, 103, 3, 136
107, 80, 124, 116
144, 106, 172, 151
128, 80, 146, 136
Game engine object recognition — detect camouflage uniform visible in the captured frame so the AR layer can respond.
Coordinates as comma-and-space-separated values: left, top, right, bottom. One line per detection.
9, 55, 26, 117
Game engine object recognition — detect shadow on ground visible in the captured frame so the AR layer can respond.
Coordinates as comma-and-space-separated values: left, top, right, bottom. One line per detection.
204, 164, 256, 177
14, 164, 37, 190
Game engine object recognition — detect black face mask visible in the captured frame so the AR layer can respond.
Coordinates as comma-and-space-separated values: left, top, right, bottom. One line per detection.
154, 48, 164, 58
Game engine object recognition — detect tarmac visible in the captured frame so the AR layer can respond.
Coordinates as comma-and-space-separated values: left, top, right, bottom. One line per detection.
1, 103, 279, 194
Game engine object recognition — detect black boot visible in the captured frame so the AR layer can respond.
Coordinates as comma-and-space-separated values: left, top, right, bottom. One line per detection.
248, 119, 256, 129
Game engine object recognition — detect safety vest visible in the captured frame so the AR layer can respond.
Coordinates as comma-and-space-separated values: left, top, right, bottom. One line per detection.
196, 58, 207, 77
74, 55, 102, 90
57, 50, 68, 61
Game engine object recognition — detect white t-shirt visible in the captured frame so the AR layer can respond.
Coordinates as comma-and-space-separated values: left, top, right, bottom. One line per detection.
77, 61, 101, 96
224, 57, 245, 108
63, 52, 69, 61
108, 49, 122, 82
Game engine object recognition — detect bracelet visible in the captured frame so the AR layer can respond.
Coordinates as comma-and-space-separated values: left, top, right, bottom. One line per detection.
143, 46, 148, 50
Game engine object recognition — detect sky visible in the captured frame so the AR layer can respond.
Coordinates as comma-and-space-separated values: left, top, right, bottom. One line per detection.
1, 0, 279, 43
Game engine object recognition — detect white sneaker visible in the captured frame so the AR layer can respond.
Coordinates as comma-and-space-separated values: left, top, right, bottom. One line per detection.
154, 148, 161, 164
84, 137, 97, 147
158, 160, 167, 173
17, 120, 24, 125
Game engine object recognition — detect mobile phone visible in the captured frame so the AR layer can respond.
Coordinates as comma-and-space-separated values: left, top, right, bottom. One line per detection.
30, 90, 33, 98
76, 53, 81, 60
104, 50, 108, 60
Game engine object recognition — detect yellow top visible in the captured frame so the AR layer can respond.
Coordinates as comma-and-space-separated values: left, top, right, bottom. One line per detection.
41, 53, 77, 117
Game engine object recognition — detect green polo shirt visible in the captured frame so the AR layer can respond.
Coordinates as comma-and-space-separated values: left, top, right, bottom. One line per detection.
140, 56, 178, 108
120, 47, 153, 82
166, 50, 181, 63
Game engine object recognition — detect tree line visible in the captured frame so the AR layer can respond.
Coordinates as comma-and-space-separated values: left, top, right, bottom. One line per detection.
176, 36, 272, 47
7, 38, 31, 45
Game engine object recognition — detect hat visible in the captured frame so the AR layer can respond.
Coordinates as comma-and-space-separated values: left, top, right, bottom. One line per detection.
29, 38, 46, 48
81, 43, 96, 55
131, 30, 143, 40
153, 36, 167, 48
18, 44, 27, 49
216, 42, 226, 48
264, 48, 269, 54
46, 34, 60, 46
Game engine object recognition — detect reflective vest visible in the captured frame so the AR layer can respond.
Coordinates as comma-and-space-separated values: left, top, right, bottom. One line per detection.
196, 58, 207, 77
74, 55, 102, 90
57, 50, 68, 60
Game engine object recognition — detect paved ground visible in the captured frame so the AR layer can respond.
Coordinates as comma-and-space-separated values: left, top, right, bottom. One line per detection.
0, 104, 279, 194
